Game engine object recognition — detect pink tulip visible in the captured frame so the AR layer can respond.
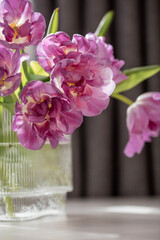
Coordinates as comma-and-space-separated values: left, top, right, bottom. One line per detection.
37, 32, 117, 116
12, 81, 83, 150
51, 52, 115, 116
124, 92, 160, 157
36, 32, 77, 73
0, 0, 46, 49
73, 33, 128, 84
0, 44, 28, 96
37, 31, 127, 85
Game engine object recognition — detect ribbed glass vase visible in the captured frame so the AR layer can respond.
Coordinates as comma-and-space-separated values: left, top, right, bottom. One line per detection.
0, 104, 73, 221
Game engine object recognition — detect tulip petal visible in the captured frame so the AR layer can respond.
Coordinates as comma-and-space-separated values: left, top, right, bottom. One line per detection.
0, 0, 46, 49
124, 92, 160, 157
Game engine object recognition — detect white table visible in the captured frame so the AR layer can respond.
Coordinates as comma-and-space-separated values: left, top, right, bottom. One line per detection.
0, 198, 160, 240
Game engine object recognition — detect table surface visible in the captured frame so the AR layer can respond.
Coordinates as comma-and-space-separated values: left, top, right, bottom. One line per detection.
0, 198, 160, 240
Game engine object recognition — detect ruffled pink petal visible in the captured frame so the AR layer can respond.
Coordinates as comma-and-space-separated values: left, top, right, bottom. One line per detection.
0, 73, 21, 97
75, 93, 110, 117
11, 50, 29, 74
124, 134, 145, 158
30, 12, 46, 45
12, 113, 24, 130
62, 110, 83, 134
0, 0, 46, 49
47, 133, 59, 149
12, 80, 82, 150
20, 0, 33, 20
2, 24, 15, 42
73, 34, 97, 54
51, 53, 114, 117
124, 92, 160, 157
36, 32, 77, 73
18, 20, 31, 37
56, 115, 69, 133
20, 80, 42, 102
12, 113, 45, 150
83, 33, 128, 84
126, 103, 149, 134
34, 120, 49, 138
18, 122, 45, 150
0, 44, 12, 66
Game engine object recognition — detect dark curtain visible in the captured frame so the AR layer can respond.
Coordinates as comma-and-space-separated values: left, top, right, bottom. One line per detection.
33, 0, 160, 197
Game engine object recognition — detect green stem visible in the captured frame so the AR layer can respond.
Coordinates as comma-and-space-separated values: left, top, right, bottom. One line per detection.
21, 49, 30, 84
5, 196, 14, 218
10, 93, 18, 103
19, 81, 23, 92
111, 93, 133, 106
0, 165, 14, 218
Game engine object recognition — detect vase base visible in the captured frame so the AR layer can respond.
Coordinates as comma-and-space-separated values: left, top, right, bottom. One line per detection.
0, 192, 67, 222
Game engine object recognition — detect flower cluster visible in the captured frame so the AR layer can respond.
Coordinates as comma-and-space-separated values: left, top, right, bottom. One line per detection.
36, 32, 122, 116
0, 0, 159, 157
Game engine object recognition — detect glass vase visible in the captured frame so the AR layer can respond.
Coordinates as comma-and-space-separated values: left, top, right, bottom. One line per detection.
0, 104, 73, 221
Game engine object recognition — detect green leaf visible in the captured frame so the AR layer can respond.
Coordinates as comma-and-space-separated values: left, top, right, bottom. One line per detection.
111, 93, 133, 106
3, 95, 13, 103
0, 96, 3, 103
14, 87, 21, 99
0, 93, 17, 114
0, 95, 14, 104
14, 64, 28, 98
0, 95, 15, 113
20, 49, 31, 87
29, 61, 49, 78
21, 63, 29, 86
0, 102, 15, 113
29, 74, 49, 82
95, 10, 114, 36
114, 65, 160, 94
46, 8, 59, 35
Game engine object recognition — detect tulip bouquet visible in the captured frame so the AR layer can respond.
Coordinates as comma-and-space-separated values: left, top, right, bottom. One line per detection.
0, 0, 160, 159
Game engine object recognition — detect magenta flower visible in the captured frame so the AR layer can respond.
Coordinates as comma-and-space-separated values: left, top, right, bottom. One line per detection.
73, 33, 128, 84
51, 52, 115, 116
36, 31, 127, 85
36, 31, 116, 116
0, 0, 46, 49
0, 44, 28, 97
36, 32, 77, 73
12, 81, 83, 150
124, 92, 160, 157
